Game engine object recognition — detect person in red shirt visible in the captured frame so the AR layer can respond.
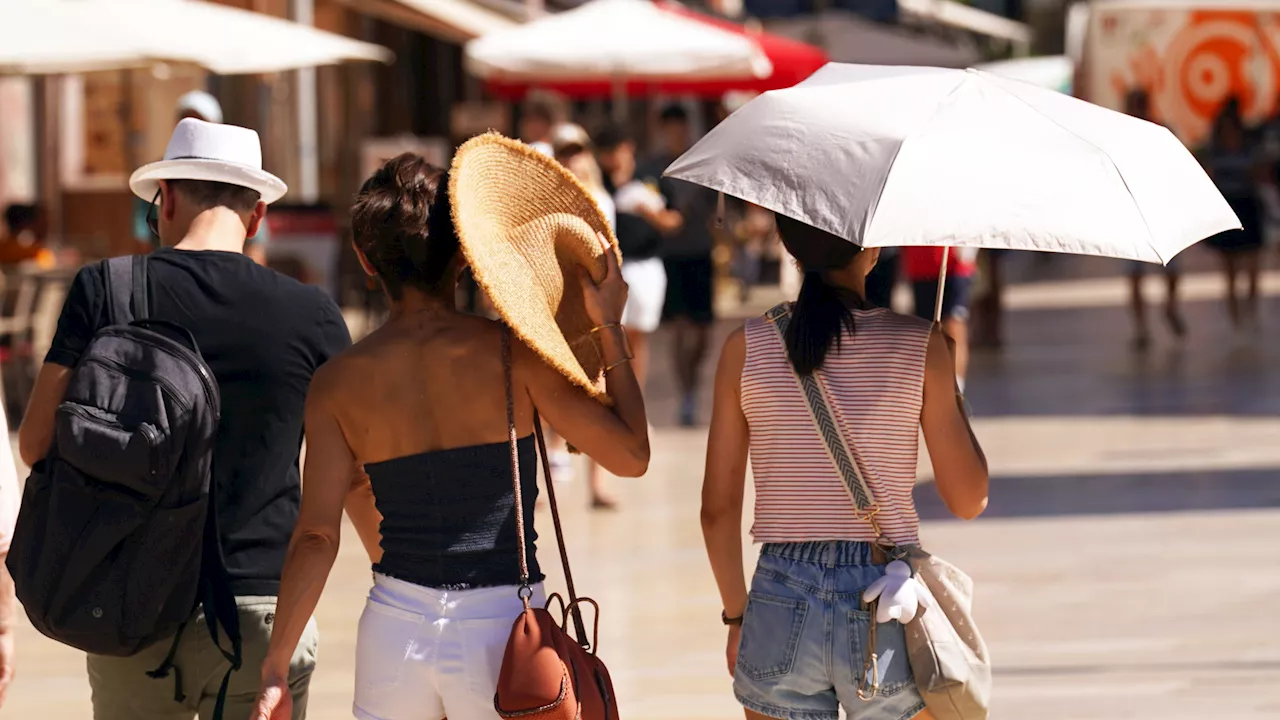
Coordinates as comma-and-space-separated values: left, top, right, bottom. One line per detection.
902, 245, 977, 388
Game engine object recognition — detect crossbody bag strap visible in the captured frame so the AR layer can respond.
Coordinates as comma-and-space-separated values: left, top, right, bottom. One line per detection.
532, 415, 590, 649
503, 327, 591, 649
766, 304, 885, 538
503, 328, 532, 596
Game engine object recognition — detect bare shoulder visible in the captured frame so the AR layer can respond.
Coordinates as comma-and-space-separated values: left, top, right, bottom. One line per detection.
307, 329, 394, 409
722, 324, 747, 355
716, 325, 747, 376
923, 325, 955, 383
306, 349, 359, 411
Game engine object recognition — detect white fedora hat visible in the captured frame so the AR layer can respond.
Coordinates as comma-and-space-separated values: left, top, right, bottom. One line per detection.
129, 118, 287, 205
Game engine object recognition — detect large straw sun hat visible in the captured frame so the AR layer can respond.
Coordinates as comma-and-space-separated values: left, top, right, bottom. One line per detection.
450, 132, 620, 401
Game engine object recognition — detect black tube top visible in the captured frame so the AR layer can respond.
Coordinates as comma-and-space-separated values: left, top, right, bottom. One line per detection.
364, 435, 542, 590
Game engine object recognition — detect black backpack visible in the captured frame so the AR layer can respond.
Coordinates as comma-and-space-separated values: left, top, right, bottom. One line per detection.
7, 255, 242, 713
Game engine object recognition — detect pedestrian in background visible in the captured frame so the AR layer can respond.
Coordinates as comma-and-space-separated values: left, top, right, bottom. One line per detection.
1124, 89, 1186, 350
643, 104, 718, 426
553, 123, 615, 230
552, 123, 619, 507
863, 246, 899, 310
1202, 97, 1267, 330
517, 91, 565, 158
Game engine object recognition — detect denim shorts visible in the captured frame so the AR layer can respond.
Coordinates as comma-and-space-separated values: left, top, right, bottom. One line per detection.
734, 542, 927, 720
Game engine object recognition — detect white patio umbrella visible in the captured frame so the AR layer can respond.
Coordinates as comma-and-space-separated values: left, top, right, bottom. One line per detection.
466, 0, 771, 118
665, 63, 1239, 321
0, 0, 392, 76
466, 0, 771, 80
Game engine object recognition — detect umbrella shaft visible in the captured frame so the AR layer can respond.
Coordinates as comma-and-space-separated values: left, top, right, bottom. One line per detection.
934, 246, 950, 325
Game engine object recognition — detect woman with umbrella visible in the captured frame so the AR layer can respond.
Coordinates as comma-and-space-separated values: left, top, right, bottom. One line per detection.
700, 213, 988, 720
676, 63, 1240, 720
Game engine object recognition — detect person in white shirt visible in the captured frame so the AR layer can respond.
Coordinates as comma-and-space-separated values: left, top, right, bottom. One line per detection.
550, 124, 621, 507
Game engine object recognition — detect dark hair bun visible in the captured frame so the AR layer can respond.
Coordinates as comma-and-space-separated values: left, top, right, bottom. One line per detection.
352, 153, 459, 300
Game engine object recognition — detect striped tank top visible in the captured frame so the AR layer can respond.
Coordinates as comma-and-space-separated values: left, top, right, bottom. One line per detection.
741, 305, 932, 545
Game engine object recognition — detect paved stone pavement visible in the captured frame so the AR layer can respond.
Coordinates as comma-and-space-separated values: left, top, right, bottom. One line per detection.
6, 249, 1280, 719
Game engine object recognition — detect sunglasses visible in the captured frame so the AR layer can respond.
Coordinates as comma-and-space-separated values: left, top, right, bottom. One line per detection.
145, 189, 161, 240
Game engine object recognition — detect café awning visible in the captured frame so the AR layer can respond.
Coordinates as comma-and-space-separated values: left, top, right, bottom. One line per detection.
335, 0, 520, 45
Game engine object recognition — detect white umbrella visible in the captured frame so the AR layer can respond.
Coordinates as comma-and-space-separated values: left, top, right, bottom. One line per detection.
0, 0, 392, 76
667, 63, 1238, 315
465, 0, 772, 82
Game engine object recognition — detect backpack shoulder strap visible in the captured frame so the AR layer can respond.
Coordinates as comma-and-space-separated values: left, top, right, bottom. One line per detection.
131, 254, 150, 322
105, 257, 133, 325
769, 309, 886, 534
104, 255, 149, 325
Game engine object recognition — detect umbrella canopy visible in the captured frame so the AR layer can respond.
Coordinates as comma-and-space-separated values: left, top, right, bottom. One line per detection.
974, 55, 1073, 94
465, 0, 772, 88
483, 1, 825, 99
0, 0, 392, 76
665, 63, 1238, 265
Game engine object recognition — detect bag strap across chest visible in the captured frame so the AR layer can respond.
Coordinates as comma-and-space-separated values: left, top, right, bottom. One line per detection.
766, 303, 890, 543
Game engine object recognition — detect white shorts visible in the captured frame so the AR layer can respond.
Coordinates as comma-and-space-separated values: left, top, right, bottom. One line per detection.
620, 257, 667, 334
353, 573, 546, 720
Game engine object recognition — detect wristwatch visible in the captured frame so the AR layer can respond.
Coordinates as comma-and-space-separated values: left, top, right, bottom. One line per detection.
722, 610, 744, 626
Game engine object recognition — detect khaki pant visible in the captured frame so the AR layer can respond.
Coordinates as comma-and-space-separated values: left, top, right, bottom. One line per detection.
87, 596, 319, 720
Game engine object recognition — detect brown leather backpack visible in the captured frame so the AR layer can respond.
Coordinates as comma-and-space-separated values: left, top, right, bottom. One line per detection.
494, 329, 619, 720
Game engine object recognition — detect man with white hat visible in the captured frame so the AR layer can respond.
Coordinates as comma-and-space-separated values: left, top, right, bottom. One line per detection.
18, 118, 350, 719
134, 89, 271, 265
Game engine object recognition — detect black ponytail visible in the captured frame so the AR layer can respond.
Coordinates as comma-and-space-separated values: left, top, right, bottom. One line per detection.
773, 214, 864, 376
786, 270, 857, 375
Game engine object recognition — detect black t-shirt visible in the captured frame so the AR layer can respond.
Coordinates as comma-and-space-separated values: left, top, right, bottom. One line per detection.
641, 154, 717, 259
46, 249, 351, 596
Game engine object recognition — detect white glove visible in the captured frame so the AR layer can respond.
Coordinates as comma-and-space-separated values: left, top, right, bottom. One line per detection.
862, 560, 923, 624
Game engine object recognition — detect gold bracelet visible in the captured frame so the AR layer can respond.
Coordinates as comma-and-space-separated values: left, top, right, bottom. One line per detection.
589, 323, 623, 335
604, 357, 632, 373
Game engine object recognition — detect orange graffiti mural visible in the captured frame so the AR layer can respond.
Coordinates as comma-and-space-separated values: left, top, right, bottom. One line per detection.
1101, 10, 1280, 146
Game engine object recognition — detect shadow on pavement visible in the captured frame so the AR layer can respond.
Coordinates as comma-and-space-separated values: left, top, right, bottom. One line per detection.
914, 467, 1280, 521
967, 294, 1280, 418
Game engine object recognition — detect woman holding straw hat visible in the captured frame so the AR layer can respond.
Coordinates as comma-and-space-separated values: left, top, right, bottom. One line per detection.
253, 140, 648, 720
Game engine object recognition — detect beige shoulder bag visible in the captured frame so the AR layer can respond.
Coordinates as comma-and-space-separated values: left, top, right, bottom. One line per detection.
767, 303, 991, 720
